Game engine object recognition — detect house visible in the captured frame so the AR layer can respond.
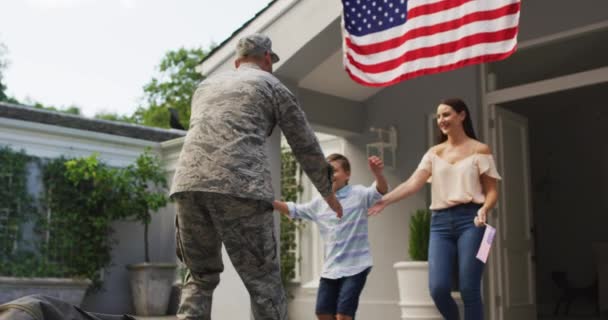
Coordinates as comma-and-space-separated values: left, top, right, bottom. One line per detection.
0, 102, 186, 314
0, 102, 286, 317
197, 0, 608, 319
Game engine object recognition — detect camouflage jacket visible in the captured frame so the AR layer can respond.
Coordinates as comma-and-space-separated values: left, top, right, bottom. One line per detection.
170, 63, 333, 202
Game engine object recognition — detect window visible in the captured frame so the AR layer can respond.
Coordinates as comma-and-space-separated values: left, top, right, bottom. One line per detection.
293, 134, 345, 288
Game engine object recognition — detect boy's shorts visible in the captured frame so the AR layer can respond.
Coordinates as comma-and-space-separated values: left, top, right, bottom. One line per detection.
315, 267, 371, 318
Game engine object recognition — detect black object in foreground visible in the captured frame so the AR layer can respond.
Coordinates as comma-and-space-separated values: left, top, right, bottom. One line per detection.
0, 295, 135, 320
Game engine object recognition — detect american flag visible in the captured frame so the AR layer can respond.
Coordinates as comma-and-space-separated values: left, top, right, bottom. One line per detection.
341, 0, 521, 86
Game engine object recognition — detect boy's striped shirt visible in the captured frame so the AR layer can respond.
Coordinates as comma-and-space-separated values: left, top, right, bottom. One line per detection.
287, 183, 382, 279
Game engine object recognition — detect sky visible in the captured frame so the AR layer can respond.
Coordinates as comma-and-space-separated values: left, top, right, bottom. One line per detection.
0, 0, 273, 117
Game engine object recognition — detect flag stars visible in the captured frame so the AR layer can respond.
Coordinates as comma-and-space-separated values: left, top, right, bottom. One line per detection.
343, 0, 409, 36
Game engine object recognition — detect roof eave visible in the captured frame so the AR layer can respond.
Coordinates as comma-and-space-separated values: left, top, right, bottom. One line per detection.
198, 0, 302, 77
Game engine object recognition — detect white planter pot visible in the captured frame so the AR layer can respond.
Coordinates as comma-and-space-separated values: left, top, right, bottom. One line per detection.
0, 277, 91, 306
126, 263, 177, 316
394, 261, 463, 320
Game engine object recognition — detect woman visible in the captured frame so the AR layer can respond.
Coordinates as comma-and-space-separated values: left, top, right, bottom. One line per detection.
368, 98, 501, 319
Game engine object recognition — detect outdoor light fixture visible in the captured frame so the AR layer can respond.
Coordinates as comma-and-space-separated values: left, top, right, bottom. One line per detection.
366, 125, 397, 169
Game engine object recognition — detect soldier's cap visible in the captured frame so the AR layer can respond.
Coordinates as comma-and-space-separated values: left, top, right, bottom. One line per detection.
236, 34, 280, 64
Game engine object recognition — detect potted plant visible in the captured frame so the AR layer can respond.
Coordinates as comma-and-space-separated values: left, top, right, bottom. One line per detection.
124, 150, 177, 316
394, 209, 436, 319
394, 209, 463, 320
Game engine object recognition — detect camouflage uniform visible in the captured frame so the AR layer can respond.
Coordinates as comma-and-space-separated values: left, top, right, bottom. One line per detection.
171, 48, 333, 319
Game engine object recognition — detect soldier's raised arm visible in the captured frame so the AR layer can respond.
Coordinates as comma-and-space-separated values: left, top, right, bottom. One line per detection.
273, 83, 343, 218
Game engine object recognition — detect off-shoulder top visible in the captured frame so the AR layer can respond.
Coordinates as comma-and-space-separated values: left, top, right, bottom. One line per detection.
417, 151, 502, 210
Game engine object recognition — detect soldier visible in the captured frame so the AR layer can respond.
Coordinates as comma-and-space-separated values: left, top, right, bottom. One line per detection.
170, 33, 343, 320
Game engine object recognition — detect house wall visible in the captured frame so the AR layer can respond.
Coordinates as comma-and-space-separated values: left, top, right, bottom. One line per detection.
0, 118, 176, 314
0, 118, 163, 313
360, 66, 481, 318
288, 66, 481, 319
1, 118, 283, 317
518, 1, 608, 42
195, 2, 608, 318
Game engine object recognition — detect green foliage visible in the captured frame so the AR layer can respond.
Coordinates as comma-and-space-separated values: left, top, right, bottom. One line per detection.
0, 251, 66, 278
280, 148, 304, 287
40, 154, 129, 288
408, 209, 431, 261
0, 43, 19, 104
133, 47, 206, 129
121, 148, 169, 262
0, 147, 34, 259
0, 43, 9, 102
0, 146, 169, 290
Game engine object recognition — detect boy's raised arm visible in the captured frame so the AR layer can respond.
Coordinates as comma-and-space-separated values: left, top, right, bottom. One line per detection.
369, 156, 388, 195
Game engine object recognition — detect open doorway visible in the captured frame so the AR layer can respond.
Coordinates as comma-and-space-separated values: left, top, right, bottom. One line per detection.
499, 83, 608, 319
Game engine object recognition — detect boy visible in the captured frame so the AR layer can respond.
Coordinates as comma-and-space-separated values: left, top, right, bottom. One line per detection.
273, 154, 388, 320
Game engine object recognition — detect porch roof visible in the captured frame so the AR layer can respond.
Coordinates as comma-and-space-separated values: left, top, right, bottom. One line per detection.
197, 0, 381, 103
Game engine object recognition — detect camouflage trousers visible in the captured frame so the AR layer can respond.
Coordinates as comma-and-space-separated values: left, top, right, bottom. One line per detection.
173, 191, 287, 320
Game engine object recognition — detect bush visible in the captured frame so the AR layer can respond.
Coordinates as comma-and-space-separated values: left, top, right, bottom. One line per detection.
279, 148, 304, 287
0, 147, 34, 260
39, 154, 130, 288
0, 146, 169, 291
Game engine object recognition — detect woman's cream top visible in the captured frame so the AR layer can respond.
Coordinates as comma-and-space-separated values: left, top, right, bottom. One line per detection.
417, 151, 502, 210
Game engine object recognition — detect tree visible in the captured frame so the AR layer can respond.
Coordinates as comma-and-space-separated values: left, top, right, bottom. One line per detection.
0, 42, 18, 104
33, 102, 81, 115
134, 47, 206, 129
0, 42, 82, 111
122, 149, 168, 263
0, 43, 7, 101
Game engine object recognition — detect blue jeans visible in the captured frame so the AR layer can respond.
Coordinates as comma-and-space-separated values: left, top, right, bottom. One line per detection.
429, 203, 486, 320
316, 267, 371, 318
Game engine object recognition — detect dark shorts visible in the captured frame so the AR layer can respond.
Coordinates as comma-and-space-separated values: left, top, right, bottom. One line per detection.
315, 267, 371, 318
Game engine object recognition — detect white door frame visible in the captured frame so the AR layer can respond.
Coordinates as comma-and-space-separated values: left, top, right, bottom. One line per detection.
479, 19, 608, 320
